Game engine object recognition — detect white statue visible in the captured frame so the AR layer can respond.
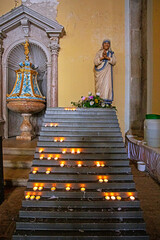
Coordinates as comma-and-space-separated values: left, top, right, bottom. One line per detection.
94, 39, 116, 104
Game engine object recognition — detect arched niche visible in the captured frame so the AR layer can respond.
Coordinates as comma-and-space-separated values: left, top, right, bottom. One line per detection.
0, 4, 64, 138
7, 42, 48, 137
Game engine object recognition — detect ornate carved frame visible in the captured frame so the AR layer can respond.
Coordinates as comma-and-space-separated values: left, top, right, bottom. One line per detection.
0, 5, 64, 137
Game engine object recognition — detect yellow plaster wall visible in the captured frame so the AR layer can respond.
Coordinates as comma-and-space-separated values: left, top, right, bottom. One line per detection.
0, 0, 21, 16
152, 0, 160, 114
57, 0, 125, 134
0, 0, 126, 134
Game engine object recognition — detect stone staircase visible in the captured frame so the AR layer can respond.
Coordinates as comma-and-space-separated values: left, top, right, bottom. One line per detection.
12, 108, 149, 239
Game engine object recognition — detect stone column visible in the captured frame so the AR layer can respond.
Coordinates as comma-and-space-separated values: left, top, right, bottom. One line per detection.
0, 38, 4, 136
0, 39, 4, 120
46, 62, 52, 107
49, 37, 60, 107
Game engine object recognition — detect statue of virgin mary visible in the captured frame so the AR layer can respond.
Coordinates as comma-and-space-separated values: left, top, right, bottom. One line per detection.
94, 39, 116, 104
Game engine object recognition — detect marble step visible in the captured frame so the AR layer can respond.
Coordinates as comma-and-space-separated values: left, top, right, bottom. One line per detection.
43, 118, 119, 123
37, 141, 125, 148
42, 122, 120, 127
22, 199, 141, 208
32, 160, 130, 168
31, 165, 131, 173
40, 131, 122, 137
13, 230, 149, 240
15, 219, 146, 231
38, 136, 124, 142
27, 173, 133, 181
35, 146, 127, 153
34, 152, 128, 160
41, 127, 121, 132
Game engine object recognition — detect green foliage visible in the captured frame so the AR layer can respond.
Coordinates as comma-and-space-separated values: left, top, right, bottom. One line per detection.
71, 92, 117, 110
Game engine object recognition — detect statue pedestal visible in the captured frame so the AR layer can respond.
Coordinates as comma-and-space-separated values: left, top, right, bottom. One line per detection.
16, 114, 34, 141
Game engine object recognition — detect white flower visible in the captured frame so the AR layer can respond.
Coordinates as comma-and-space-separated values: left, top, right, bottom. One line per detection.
96, 92, 100, 96
88, 92, 92, 96
90, 101, 94, 106
101, 102, 105, 108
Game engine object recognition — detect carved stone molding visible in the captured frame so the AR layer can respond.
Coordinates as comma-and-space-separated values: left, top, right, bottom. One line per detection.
21, 18, 30, 37
48, 37, 60, 56
0, 5, 64, 137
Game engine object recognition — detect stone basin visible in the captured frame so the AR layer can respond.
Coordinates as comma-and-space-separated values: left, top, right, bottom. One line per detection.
7, 100, 45, 114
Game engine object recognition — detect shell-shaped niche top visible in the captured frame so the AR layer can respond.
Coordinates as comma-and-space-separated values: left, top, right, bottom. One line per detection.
7, 40, 46, 102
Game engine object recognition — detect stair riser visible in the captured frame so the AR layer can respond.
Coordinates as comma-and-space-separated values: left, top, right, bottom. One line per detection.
37, 142, 125, 148
42, 123, 120, 127
41, 127, 121, 132
43, 118, 119, 123
34, 153, 128, 159
26, 181, 135, 189
27, 174, 133, 181
31, 165, 131, 173
19, 210, 143, 219
12, 235, 150, 240
40, 132, 122, 137
38, 136, 123, 142
32, 160, 130, 167
16, 222, 146, 231
24, 190, 136, 198
36, 147, 127, 154
22, 200, 140, 208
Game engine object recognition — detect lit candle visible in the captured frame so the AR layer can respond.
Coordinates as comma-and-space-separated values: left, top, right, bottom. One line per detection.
117, 196, 122, 201
33, 186, 38, 191
30, 195, 35, 200
38, 187, 43, 191
44, 124, 48, 127
40, 155, 44, 160
51, 187, 56, 191
99, 179, 103, 183
104, 178, 108, 183
39, 149, 43, 153
105, 196, 110, 200
111, 195, 115, 200
77, 149, 81, 154
81, 187, 85, 192
60, 138, 64, 142
101, 163, 105, 167
71, 149, 75, 154
25, 195, 30, 200
36, 196, 41, 200
78, 163, 82, 167
66, 186, 71, 191
54, 156, 59, 160
32, 170, 37, 174
62, 149, 66, 154
50, 123, 54, 127
54, 123, 58, 127
46, 170, 50, 174
47, 156, 51, 160
130, 196, 135, 201
96, 162, 100, 167
60, 162, 65, 167
54, 138, 58, 142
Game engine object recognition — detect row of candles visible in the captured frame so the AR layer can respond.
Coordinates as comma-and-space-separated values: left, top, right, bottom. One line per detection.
44, 123, 58, 127
25, 193, 135, 201
39, 148, 81, 155
32, 161, 105, 174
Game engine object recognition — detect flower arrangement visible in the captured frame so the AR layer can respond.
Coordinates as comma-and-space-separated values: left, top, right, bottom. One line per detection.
71, 92, 116, 109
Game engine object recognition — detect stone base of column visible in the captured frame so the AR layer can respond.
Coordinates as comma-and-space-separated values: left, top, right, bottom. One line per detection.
16, 113, 34, 141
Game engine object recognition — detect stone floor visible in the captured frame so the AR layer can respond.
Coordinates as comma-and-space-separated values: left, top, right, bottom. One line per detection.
0, 161, 159, 240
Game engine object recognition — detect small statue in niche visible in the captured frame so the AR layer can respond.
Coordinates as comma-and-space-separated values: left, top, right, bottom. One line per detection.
94, 39, 116, 104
